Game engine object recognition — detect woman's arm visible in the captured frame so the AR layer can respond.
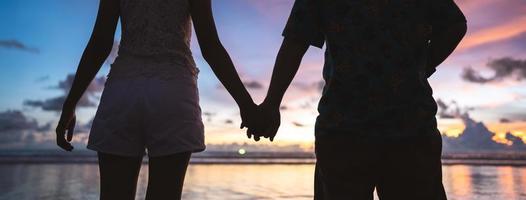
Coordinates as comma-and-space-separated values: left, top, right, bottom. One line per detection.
56, 0, 120, 151
189, 0, 257, 132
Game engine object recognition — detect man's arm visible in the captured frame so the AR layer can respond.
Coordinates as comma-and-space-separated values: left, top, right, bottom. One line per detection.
426, 0, 468, 78
253, 38, 310, 140
426, 22, 467, 77
264, 38, 310, 108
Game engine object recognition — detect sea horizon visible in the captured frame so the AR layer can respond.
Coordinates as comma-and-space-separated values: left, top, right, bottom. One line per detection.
2, 149, 526, 166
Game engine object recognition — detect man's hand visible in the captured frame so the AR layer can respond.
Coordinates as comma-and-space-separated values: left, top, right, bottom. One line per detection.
259, 101, 281, 141
56, 104, 76, 151
243, 38, 309, 141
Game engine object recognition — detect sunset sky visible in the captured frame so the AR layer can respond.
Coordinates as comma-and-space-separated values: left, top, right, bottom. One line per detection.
0, 0, 525, 150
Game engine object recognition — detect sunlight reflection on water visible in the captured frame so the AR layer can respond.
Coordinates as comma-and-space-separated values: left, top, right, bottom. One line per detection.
0, 164, 525, 200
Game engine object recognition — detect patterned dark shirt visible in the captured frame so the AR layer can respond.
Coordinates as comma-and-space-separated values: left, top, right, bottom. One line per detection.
282, 0, 466, 138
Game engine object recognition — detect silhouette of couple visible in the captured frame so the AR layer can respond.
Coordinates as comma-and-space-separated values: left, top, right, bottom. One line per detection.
56, 0, 466, 199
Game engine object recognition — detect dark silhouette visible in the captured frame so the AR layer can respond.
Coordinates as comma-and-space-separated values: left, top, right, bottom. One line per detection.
98, 152, 191, 200
247, 0, 467, 199
56, 0, 257, 199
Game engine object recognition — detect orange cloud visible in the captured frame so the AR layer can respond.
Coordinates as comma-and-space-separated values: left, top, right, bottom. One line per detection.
458, 16, 526, 51
486, 121, 526, 144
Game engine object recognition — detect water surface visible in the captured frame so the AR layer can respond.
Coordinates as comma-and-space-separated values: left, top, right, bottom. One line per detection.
1, 164, 525, 200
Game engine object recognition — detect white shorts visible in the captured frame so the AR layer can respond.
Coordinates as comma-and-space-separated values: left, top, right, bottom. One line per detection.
88, 58, 205, 157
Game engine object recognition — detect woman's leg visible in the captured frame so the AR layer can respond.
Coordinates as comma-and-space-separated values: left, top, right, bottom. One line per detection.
98, 152, 143, 200
145, 152, 192, 200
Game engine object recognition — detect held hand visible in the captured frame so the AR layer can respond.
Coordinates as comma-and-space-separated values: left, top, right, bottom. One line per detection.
245, 105, 264, 142
260, 101, 281, 141
239, 101, 258, 137
246, 101, 280, 142
56, 104, 76, 151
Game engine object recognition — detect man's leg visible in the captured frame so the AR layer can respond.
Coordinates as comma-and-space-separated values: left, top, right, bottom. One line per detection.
376, 132, 447, 200
98, 152, 143, 200
314, 162, 326, 200
315, 136, 377, 200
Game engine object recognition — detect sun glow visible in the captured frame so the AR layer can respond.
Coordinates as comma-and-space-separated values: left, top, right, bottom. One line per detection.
443, 128, 465, 138
238, 148, 246, 155
439, 119, 526, 145
492, 132, 513, 146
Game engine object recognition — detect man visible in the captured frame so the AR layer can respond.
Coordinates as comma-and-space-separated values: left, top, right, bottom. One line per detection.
248, 0, 467, 199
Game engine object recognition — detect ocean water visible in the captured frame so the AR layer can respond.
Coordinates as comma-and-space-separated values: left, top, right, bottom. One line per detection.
0, 164, 525, 200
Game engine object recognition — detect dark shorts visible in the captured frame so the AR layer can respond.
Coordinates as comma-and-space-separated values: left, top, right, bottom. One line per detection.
314, 129, 447, 200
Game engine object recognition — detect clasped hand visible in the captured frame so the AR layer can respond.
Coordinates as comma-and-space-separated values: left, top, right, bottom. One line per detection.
240, 101, 280, 142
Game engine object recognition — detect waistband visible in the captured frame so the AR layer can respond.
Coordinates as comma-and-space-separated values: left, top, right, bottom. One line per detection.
107, 54, 199, 81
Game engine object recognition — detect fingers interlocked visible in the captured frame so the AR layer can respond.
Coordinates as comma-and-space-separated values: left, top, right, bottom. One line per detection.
242, 103, 280, 142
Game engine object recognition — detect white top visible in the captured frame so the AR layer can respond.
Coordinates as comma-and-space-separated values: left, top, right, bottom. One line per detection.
110, 0, 198, 79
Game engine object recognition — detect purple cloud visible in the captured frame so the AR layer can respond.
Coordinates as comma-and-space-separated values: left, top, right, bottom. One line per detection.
24, 74, 106, 111
462, 57, 526, 83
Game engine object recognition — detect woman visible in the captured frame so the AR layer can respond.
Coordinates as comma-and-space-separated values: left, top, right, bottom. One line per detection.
55, 0, 257, 199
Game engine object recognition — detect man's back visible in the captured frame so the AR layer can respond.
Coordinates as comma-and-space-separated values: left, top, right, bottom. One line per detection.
283, 0, 467, 137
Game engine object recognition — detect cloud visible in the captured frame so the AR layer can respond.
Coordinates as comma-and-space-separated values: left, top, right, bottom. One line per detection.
505, 133, 526, 150
443, 113, 526, 152
105, 41, 120, 65
462, 67, 490, 83
441, 109, 526, 152
24, 97, 70, 112
0, 39, 39, 53
0, 110, 39, 132
436, 99, 469, 119
76, 118, 94, 133
292, 122, 306, 127
35, 75, 50, 82
24, 74, 106, 111
56, 74, 106, 93
442, 113, 517, 152
243, 80, 264, 90
0, 110, 49, 146
461, 57, 526, 83
292, 81, 325, 93
437, 99, 526, 152
203, 112, 216, 122
0, 110, 94, 149
456, 1, 526, 51
216, 79, 265, 90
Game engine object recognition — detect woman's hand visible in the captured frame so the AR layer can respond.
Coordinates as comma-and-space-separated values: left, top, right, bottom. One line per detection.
239, 102, 259, 138
56, 103, 76, 151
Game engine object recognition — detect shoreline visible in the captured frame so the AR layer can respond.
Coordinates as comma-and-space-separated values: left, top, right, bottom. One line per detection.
2, 152, 526, 166
2, 159, 526, 166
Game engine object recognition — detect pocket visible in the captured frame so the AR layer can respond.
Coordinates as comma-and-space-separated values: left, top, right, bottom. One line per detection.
95, 80, 131, 120
150, 79, 201, 121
